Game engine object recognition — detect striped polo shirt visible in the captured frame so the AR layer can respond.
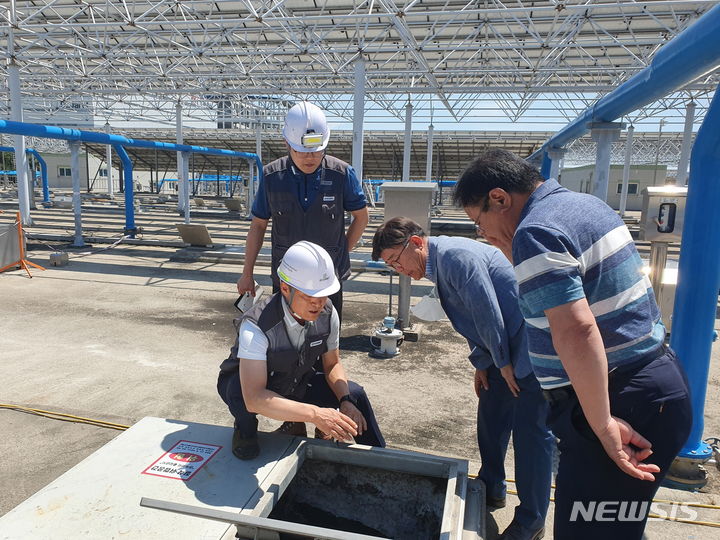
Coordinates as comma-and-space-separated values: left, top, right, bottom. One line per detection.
512, 179, 666, 389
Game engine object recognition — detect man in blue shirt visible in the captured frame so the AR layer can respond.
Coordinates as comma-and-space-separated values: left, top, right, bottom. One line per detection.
372, 217, 553, 540
237, 101, 369, 321
454, 149, 691, 539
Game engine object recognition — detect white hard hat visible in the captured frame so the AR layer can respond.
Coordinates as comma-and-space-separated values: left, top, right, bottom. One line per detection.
282, 102, 330, 153
277, 241, 340, 297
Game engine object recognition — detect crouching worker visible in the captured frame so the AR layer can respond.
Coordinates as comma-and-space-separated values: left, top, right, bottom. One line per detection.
217, 240, 385, 460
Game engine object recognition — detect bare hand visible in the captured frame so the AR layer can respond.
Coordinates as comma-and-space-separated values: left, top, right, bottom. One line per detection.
237, 274, 256, 296
500, 364, 520, 397
339, 401, 367, 436
312, 407, 358, 442
595, 416, 660, 481
474, 369, 489, 397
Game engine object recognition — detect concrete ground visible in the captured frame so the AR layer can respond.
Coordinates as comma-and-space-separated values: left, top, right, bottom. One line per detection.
1, 198, 718, 539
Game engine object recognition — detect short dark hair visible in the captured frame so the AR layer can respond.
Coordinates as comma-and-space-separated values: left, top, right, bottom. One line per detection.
453, 149, 543, 207
371, 216, 426, 261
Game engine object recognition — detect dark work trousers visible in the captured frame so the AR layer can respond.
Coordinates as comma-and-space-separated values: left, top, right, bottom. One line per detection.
272, 281, 343, 326
549, 348, 692, 540
217, 370, 385, 447
477, 366, 554, 530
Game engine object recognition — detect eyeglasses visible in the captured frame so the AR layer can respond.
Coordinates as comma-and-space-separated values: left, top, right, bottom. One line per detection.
385, 238, 411, 270
471, 198, 490, 238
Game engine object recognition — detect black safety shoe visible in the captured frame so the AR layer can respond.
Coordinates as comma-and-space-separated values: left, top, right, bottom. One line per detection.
273, 421, 307, 437
486, 494, 507, 509
498, 520, 545, 540
232, 429, 259, 460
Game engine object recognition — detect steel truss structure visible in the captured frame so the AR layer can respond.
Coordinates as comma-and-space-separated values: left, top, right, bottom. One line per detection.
59, 127, 690, 181
0, 0, 718, 132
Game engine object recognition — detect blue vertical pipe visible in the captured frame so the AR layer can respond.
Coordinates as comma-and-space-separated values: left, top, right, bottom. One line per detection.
540, 151, 551, 180
669, 85, 720, 460
27, 149, 49, 205
113, 145, 136, 236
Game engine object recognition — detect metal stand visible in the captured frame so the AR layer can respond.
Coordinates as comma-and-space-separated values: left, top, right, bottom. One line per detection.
648, 241, 668, 299
0, 211, 45, 278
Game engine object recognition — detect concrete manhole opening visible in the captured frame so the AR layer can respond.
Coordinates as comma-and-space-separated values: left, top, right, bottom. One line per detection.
261, 442, 468, 540
268, 458, 447, 539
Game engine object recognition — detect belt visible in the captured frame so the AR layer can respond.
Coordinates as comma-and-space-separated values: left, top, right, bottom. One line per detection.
542, 385, 575, 405
541, 344, 668, 405
609, 344, 667, 379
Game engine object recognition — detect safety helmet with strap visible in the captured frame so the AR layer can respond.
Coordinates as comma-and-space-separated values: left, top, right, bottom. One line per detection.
277, 241, 340, 297
282, 102, 330, 153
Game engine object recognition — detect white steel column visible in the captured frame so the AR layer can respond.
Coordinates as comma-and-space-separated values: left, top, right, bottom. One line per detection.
27, 151, 36, 210
105, 122, 114, 198
176, 102, 186, 214
591, 122, 623, 202
255, 111, 262, 162
402, 101, 412, 181
425, 124, 434, 181
182, 151, 190, 224
676, 101, 696, 186
547, 148, 565, 182
70, 141, 85, 247
352, 60, 365, 182
619, 126, 635, 217
8, 63, 30, 225
248, 110, 261, 211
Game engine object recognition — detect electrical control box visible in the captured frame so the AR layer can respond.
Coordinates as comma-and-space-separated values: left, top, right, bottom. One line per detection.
639, 185, 688, 243
381, 181, 438, 233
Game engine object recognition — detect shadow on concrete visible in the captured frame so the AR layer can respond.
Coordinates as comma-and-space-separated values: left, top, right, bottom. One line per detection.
339, 334, 373, 354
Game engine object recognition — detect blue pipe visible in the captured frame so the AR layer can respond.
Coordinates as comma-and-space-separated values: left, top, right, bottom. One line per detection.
669, 84, 720, 460
0, 119, 263, 175
113, 145, 136, 236
529, 4, 720, 161
0, 119, 263, 235
27, 149, 49, 205
0, 146, 49, 205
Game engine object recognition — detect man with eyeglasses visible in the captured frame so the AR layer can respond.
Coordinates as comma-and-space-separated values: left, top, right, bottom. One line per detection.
372, 216, 553, 540
236, 102, 369, 438
454, 149, 691, 540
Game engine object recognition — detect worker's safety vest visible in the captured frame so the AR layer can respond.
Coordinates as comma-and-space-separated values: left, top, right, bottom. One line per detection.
263, 155, 351, 286
219, 293, 332, 400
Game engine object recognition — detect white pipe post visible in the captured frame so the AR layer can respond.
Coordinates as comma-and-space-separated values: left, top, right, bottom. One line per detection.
352, 60, 365, 183
676, 101, 696, 186
8, 63, 30, 225
591, 122, 623, 202
255, 110, 262, 162
398, 100, 414, 329
70, 141, 85, 247
27, 151, 36, 210
182, 151, 190, 224
105, 122, 114, 198
425, 124, 434, 182
176, 101, 185, 213
251, 109, 261, 209
402, 101, 412, 181
548, 148, 565, 182
619, 126, 635, 217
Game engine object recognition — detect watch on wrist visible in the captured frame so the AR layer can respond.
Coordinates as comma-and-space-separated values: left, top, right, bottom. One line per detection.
339, 394, 357, 407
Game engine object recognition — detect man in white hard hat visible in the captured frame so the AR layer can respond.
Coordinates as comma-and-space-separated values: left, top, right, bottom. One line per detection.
218, 241, 385, 460
236, 101, 369, 322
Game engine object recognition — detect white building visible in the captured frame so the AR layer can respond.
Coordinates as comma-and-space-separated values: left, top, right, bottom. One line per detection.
559, 164, 669, 211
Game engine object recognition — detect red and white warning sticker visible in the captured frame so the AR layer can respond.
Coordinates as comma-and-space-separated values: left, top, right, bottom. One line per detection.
142, 440, 222, 481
